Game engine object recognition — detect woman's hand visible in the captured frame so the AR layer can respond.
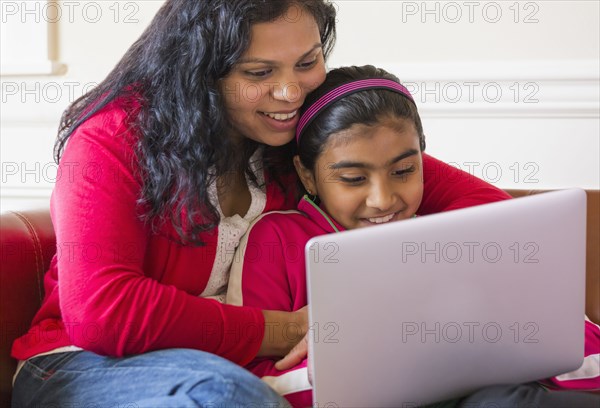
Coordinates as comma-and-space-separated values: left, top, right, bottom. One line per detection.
275, 325, 314, 385
258, 306, 308, 358
275, 330, 309, 371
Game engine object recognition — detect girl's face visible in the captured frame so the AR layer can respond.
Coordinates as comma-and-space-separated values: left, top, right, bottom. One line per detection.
221, 5, 326, 146
295, 118, 424, 230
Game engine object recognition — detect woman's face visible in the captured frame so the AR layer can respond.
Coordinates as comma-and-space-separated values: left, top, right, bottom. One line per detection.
295, 118, 424, 230
221, 6, 326, 146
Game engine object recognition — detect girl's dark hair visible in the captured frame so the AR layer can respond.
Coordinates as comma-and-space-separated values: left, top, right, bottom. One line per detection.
55, 0, 336, 245
296, 65, 425, 181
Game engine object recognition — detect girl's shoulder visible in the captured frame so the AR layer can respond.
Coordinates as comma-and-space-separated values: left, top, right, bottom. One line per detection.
246, 210, 317, 242
251, 209, 309, 229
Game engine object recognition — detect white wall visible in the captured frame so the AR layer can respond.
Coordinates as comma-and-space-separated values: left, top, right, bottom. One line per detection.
1, 0, 599, 212
330, 1, 599, 62
327, 0, 600, 191
1, 0, 164, 211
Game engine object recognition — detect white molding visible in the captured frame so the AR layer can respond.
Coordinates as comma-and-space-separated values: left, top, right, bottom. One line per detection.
0, 0, 66, 77
414, 102, 599, 119
332, 59, 600, 118
0, 61, 67, 76
372, 60, 600, 81
2, 59, 598, 125
0, 187, 53, 213
1, 59, 598, 203
0, 186, 53, 198
1, 76, 99, 124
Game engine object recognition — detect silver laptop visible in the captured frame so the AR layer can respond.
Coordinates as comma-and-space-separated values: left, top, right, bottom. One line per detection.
306, 189, 587, 407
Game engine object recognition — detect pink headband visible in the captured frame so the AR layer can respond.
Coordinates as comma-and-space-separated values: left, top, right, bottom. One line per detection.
295, 78, 415, 143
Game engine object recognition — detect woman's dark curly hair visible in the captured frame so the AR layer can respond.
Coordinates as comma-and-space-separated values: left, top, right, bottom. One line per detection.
295, 65, 425, 198
55, 0, 336, 245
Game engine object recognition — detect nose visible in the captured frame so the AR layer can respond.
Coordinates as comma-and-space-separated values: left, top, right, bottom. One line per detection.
365, 180, 398, 212
271, 75, 302, 103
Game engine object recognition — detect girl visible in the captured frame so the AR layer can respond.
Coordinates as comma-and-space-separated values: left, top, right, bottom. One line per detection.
227, 65, 600, 407
11, 1, 515, 406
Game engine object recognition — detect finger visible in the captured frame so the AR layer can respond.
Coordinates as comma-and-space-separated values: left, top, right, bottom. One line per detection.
275, 339, 307, 371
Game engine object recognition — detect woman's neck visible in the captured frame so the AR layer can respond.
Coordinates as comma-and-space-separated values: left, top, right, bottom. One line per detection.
216, 168, 251, 218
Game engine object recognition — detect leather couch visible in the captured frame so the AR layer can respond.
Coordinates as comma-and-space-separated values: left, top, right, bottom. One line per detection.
1, 190, 599, 406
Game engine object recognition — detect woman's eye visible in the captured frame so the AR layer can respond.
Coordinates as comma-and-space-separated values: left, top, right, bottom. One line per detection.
245, 69, 272, 78
297, 58, 317, 69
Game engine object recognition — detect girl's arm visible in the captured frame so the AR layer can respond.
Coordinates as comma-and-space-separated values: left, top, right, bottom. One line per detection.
227, 213, 312, 403
227, 212, 307, 312
541, 319, 600, 392
419, 153, 511, 215
227, 216, 310, 360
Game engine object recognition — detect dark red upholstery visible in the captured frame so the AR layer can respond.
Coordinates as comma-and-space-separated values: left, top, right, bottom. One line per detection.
1, 210, 55, 407
1, 191, 598, 406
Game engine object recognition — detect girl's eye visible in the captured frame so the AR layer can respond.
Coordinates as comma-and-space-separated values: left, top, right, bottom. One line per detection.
393, 165, 416, 177
245, 69, 272, 78
339, 176, 365, 184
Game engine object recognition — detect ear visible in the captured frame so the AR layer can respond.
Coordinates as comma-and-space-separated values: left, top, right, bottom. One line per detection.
293, 155, 317, 195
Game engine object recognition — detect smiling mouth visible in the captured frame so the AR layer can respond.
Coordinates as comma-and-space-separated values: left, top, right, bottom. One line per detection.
260, 110, 298, 121
366, 213, 396, 224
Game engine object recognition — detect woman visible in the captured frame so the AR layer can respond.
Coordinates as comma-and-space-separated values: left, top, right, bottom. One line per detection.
11, 1, 509, 407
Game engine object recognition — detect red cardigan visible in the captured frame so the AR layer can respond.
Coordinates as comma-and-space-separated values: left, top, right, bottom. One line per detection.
12, 98, 510, 365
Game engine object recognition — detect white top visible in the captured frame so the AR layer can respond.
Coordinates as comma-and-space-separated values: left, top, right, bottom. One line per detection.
200, 148, 267, 302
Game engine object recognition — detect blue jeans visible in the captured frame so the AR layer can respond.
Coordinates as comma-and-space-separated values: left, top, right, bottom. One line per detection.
12, 349, 291, 408
425, 383, 600, 408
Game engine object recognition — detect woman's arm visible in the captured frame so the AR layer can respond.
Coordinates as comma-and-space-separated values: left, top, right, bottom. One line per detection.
419, 153, 511, 215
53, 104, 287, 365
